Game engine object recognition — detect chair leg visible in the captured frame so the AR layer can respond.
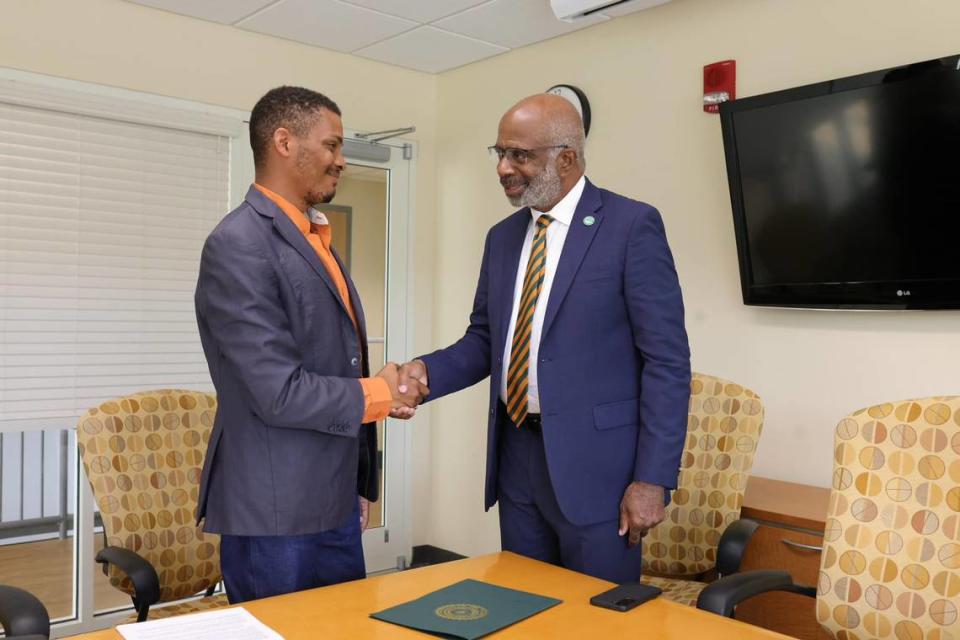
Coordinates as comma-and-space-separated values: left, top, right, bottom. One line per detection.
132, 597, 151, 622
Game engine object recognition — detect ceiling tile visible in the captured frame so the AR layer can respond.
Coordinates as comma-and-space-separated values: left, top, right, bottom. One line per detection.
340, 0, 492, 24
125, 0, 274, 24
433, 0, 608, 49
598, 0, 672, 18
236, 0, 418, 52
354, 26, 507, 74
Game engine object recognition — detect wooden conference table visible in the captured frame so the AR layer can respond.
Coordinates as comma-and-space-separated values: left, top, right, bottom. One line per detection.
72, 552, 791, 639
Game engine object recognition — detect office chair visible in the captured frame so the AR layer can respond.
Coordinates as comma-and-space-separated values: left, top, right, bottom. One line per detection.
76, 389, 227, 621
698, 396, 960, 638
639, 373, 766, 605
0, 584, 50, 639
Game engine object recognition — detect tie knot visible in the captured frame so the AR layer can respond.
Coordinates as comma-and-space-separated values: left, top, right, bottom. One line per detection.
536, 214, 554, 230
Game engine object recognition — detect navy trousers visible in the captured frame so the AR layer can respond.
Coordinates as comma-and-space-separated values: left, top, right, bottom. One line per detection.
219, 500, 365, 603
497, 419, 642, 584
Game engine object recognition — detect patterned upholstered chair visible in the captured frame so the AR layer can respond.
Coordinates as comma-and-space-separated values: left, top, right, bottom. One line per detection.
639, 372, 766, 605
76, 389, 227, 621
699, 396, 960, 638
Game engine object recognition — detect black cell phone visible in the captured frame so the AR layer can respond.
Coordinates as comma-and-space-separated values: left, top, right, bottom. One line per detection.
589, 582, 662, 612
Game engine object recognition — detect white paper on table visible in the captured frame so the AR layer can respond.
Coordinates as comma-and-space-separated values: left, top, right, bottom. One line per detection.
116, 607, 284, 640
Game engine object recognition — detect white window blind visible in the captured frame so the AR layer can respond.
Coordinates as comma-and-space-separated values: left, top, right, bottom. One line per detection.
0, 97, 232, 430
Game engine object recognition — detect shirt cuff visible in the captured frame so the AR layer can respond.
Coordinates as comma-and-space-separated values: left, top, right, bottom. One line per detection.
360, 377, 393, 423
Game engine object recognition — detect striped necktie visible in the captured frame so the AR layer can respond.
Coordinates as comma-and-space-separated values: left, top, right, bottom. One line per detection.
506, 214, 555, 427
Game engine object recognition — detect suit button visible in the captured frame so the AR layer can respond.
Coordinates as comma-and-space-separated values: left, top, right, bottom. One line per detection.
350, 357, 359, 366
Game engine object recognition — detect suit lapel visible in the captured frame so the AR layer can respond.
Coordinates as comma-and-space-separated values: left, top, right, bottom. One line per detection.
492, 210, 532, 350
541, 180, 603, 341
334, 248, 371, 375
246, 186, 354, 322
334, 248, 366, 337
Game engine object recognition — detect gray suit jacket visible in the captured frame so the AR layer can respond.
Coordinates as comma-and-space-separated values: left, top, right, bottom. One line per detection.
194, 185, 378, 536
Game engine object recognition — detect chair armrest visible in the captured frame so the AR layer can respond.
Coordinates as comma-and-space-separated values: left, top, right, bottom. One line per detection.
697, 570, 816, 617
0, 585, 50, 639
716, 517, 760, 576
96, 546, 161, 608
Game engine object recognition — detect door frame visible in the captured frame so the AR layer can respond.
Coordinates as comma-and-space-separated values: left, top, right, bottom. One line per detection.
343, 141, 416, 573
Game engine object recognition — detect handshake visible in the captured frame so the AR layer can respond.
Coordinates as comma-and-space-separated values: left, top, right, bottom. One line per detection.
375, 359, 429, 420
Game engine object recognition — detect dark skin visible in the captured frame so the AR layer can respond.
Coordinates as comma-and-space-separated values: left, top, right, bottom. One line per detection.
257, 108, 428, 528
255, 107, 345, 212
397, 95, 665, 544
494, 94, 582, 211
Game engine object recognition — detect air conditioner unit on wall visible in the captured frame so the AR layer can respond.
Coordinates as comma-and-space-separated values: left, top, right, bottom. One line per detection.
550, 0, 671, 23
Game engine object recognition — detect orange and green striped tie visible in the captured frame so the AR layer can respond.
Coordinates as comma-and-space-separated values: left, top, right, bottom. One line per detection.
506, 214, 554, 427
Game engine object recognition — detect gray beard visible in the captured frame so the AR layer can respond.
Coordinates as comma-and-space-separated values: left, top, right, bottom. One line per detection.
508, 162, 563, 210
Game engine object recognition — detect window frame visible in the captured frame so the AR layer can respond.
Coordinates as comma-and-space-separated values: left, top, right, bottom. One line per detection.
0, 67, 251, 634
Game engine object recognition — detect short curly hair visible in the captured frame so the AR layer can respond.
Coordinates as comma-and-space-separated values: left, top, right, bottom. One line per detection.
249, 86, 341, 169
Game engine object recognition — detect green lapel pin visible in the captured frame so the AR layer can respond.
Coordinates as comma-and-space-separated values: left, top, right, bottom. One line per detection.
583, 215, 595, 226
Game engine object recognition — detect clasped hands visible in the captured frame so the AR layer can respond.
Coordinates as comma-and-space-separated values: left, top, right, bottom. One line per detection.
375, 359, 429, 420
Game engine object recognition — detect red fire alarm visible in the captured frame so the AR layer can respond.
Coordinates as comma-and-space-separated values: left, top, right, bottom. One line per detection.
703, 60, 735, 113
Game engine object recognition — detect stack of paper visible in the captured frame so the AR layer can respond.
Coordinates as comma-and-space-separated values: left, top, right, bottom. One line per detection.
116, 607, 283, 640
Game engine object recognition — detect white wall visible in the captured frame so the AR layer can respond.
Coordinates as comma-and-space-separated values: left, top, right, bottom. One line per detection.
4, 0, 960, 559
423, 0, 960, 556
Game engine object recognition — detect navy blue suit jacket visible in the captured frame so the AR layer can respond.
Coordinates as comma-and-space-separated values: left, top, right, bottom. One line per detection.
421, 179, 690, 526
194, 186, 378, 536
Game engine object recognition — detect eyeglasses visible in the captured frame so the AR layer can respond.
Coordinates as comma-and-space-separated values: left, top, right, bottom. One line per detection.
487, 145, 569, 165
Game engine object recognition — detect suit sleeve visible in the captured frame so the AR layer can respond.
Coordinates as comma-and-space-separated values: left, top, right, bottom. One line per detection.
418, 230, 494, 400
196, 227, 366, 438
624, 206, 691, 489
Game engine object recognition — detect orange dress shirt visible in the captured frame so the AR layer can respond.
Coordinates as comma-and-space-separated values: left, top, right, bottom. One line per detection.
255, 183, 392, 423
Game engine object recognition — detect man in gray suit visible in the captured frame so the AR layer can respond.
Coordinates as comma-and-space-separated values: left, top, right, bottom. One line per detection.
195, 86, 426, 603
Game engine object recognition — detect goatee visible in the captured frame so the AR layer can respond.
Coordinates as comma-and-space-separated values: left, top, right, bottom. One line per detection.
509, 162, 562, 210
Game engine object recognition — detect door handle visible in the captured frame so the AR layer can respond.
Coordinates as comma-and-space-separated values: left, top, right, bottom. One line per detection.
781, 539, 823, 552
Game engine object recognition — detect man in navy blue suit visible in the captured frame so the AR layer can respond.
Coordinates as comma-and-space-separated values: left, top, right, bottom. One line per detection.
397, 94, 690, 583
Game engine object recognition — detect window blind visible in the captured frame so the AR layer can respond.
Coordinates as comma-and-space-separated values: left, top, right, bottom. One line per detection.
0, 99, 231, 430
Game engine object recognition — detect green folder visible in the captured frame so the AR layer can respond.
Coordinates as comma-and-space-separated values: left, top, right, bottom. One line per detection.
371, 578, 562, 639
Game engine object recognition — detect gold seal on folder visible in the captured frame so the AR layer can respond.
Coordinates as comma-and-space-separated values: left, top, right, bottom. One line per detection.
434, 604, 489, 621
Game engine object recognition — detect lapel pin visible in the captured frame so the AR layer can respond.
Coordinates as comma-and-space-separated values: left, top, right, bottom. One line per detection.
583, 216, 595, 226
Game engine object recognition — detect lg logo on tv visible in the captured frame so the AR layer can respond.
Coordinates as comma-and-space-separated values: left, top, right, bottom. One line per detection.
896, 289, 912, 297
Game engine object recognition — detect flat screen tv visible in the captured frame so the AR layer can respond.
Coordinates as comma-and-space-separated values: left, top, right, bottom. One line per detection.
719, 55, 960, 309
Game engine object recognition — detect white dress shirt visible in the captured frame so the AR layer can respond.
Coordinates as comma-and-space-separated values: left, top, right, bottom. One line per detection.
500, 175, 586, 414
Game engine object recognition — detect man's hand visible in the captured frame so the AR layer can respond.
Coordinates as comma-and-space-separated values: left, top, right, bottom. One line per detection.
359, 496, 369, 531
618, 481, 666, 546
376, 362, 428, 416
390, 359, 430, 419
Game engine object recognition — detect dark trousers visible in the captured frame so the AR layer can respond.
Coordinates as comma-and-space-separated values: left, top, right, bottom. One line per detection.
219, 500, 366, 603
497, 418, 642, 584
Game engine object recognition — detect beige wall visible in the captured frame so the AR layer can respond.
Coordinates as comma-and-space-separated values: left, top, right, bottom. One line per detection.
0, 0, 438, 546
424, 0, 960, 555
5, 0, 960, 559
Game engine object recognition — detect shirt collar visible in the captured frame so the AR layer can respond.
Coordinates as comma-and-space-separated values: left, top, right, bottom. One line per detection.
254, 183, 328, 232
530, 175, 586, 227
254, 183, 309, 234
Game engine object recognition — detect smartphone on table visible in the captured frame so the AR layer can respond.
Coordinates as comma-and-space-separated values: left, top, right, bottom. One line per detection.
590, 583, 662, 612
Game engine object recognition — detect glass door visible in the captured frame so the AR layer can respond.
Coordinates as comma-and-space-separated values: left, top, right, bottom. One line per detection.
321, 141, 414, 573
